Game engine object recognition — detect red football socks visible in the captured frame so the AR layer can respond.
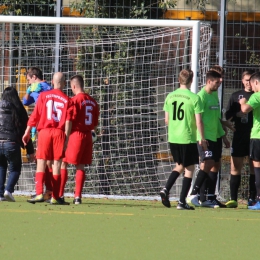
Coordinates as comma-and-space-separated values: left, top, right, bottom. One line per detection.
35, 172, 45, 195
59, 169, 68, 197
44, 167, 53, 192
75, 170, 85, 198
52, 174, 61, 200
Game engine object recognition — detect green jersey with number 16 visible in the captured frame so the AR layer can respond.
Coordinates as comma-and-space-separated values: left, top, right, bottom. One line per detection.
163, 88, 203, 144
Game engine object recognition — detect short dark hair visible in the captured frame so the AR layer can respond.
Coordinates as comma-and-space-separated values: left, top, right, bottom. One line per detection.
70, 74, 84, 88
206, 70, 221, 81
209, 65, 224, 76
241, 69, 255, 80
250, 71, 260, 82
27, 67, 43, 80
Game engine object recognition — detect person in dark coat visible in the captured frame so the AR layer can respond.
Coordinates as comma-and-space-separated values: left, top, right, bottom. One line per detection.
0, 87, 34, 202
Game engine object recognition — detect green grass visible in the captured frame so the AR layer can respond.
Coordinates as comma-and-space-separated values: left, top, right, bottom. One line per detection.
1, 197, 260, 260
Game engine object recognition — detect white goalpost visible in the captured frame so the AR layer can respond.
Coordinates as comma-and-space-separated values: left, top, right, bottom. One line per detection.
0, 16, 211, 200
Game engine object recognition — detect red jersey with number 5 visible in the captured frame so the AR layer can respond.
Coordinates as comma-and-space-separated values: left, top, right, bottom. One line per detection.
71, 92, 99, 132
28, 89, 73, 131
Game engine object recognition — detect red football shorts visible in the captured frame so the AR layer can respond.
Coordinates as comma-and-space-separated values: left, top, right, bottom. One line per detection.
63, 130, 92, 165
36, 128, 66, 160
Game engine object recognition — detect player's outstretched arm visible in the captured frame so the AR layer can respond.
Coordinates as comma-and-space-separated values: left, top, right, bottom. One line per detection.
64, 120, 72, 151
22, 126, 32, 146
239, 97, 253, 114
222, 135, 230, 148
195, 113, 208, 151
221, 118, 235, 132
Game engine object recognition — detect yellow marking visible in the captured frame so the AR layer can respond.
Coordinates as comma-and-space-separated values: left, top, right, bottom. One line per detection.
155, 152, 173, 162
164, 10, 260, 22
0, 208, 133, 216
2, 208, 260, 222
62, 7, 85, 17
61, 7, 260, 21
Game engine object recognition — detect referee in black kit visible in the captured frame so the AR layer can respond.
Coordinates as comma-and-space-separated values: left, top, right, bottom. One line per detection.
225, 69, 256, 208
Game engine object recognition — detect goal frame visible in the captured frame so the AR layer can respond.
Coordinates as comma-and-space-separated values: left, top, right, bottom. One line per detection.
0, 16, 209, 200
0, 16, 201, 93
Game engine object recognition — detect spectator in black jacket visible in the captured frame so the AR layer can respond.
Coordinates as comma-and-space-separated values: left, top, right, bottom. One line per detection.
0, 87, 34, 202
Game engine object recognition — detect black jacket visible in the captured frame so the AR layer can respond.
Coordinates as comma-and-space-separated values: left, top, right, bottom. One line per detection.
0, 100, 34, 154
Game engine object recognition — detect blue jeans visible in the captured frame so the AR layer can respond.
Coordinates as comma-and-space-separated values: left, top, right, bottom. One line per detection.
0, 141, 21, 196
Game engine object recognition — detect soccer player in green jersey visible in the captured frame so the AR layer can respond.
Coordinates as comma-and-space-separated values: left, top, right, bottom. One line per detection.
187, 70, 226, 208
160, 69, 207, 210
240, 71, 260, 210
199, 66, 230, 208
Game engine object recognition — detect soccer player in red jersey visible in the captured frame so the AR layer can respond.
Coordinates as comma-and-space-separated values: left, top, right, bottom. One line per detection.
60, 75, 99, 204
24, 67, 53, 201
22, 72, 73, 205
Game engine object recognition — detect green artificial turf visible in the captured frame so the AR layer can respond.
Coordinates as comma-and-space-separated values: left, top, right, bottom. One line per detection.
0, 197, 260, 260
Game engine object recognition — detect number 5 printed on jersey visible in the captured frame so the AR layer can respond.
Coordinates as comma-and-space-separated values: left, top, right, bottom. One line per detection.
85, 105, 93, 125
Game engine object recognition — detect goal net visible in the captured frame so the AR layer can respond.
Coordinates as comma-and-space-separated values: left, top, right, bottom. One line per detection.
0, 17, 211, 200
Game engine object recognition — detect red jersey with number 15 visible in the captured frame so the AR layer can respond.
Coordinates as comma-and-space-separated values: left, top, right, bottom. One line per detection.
71, 92, 99, 132
28, 89, 73, 131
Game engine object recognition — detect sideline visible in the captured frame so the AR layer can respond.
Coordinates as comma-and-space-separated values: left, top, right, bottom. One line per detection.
1, 208, 260, 222
0, 208, 134, 216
